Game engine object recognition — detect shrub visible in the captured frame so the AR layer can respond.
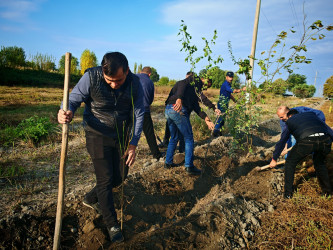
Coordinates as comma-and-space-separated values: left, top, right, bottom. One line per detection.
0, 116, 57, 146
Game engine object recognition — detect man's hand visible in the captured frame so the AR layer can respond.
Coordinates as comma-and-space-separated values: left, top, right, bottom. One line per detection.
269, 159, 277, 168
242, 86, 247, 91
58, 109, 73, 124
125, 144, 136, 166
205, 117, 214, 130
214, 108, 222, 116
173, 98, 182, 113
281, 148, 289, 156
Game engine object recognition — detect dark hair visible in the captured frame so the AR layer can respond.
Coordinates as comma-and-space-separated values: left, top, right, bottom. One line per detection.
101, 52, 128, 76
287, 109, 299, 117
141, 66, 152, 74
186, 71, 194, 77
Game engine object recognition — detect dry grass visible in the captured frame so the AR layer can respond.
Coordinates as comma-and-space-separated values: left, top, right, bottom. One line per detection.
252, 100, 333, 249
254, 190, 333, 249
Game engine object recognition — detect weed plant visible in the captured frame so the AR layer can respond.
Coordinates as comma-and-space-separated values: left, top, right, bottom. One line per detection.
0, 115, 57, 146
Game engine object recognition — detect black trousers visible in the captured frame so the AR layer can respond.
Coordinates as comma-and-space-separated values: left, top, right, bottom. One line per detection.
85, 129, 128, 228
284, 134, 332, 196
143, 112, 161, 159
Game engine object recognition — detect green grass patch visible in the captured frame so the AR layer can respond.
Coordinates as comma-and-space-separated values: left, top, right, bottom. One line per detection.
0, 115, 58, 146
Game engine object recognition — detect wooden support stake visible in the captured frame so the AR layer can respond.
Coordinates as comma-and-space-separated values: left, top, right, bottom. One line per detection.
53, 52, 71, 250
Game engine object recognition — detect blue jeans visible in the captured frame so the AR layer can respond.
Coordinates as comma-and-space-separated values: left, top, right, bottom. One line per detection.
214, 115, 225, 132
285, 135, 296, 159
165, 104, 194, 168
214, 105, 226, 132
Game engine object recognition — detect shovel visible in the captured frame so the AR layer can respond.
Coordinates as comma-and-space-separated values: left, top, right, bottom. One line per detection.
254, 160, 286, 172
254, 146, 293, 172
53, 52, 71, 250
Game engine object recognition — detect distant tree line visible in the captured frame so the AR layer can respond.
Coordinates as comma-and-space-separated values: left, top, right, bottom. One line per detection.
259, 73, 319, 98
0, 46, 98, 76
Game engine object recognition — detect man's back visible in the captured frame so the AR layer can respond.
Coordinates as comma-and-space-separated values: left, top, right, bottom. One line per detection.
136, 73, 154, 112
286, 112, 328, 141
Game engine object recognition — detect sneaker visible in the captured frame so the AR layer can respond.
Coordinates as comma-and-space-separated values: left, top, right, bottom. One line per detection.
108, 225, 124, 243
186, 166, 202, 175
82, 198, 102, 214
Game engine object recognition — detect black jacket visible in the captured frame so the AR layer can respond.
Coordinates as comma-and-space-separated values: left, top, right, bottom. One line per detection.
272, 112, 333, 160
286, 112, 328, 141
165, 76, 214, 119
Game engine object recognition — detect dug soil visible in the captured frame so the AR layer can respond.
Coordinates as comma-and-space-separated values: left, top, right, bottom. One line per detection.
0, 100, 332, 249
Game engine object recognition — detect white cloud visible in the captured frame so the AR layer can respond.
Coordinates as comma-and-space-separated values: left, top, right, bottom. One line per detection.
0, 0, 44, 22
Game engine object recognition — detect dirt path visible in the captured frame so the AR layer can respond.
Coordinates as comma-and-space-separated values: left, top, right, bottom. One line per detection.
0, 99, 329, 249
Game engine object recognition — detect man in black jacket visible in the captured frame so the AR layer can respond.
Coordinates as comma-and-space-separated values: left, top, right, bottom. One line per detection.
269, 110, 333, 198
159, 73, 220, 150
164, 75, 216, 175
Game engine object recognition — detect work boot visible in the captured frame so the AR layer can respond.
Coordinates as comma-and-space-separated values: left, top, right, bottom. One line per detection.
186, 166, 202, 175
82, 198, 102, 214
108, 224, 124, 243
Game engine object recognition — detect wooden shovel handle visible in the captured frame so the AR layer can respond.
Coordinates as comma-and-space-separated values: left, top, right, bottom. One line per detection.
53, 52, 71, 250
259, 160, 286, 171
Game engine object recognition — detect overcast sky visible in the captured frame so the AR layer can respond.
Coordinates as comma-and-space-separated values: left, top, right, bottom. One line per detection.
1, 0, 332, 96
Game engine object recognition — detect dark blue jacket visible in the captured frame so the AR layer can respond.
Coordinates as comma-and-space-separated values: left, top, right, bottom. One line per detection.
218, 80, 233, 111
136, 73, 154, 113
66, 67, 144, 145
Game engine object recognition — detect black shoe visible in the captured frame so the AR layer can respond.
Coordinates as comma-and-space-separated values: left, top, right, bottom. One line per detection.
108, 225, 124, 243
284, 193, 293, 199
158, 142, 168, 148
164, 163, 177, 169
154, 152, 166, 160
186, 166, 202, 175
212, 130, 221, 137
83, 198, 102, 214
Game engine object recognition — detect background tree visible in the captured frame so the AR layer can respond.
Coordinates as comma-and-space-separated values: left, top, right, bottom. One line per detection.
157, 76, 169, 86
323, 75, 333, 98
133, 62, 137, 74
150, 67, 159, 82
137, 64, 143, 73
168, 79, 176, 86
27, 53, 56, 71
80, 49, 97, 75
206, 66, 240, 89
286, 73, 307, 91
59, 55, 80, 75
271, 78, 288, 94
207, 66, 225, 88
292, 84, 316, 98
199, 69, 207, 78
0, 46, 26, 68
